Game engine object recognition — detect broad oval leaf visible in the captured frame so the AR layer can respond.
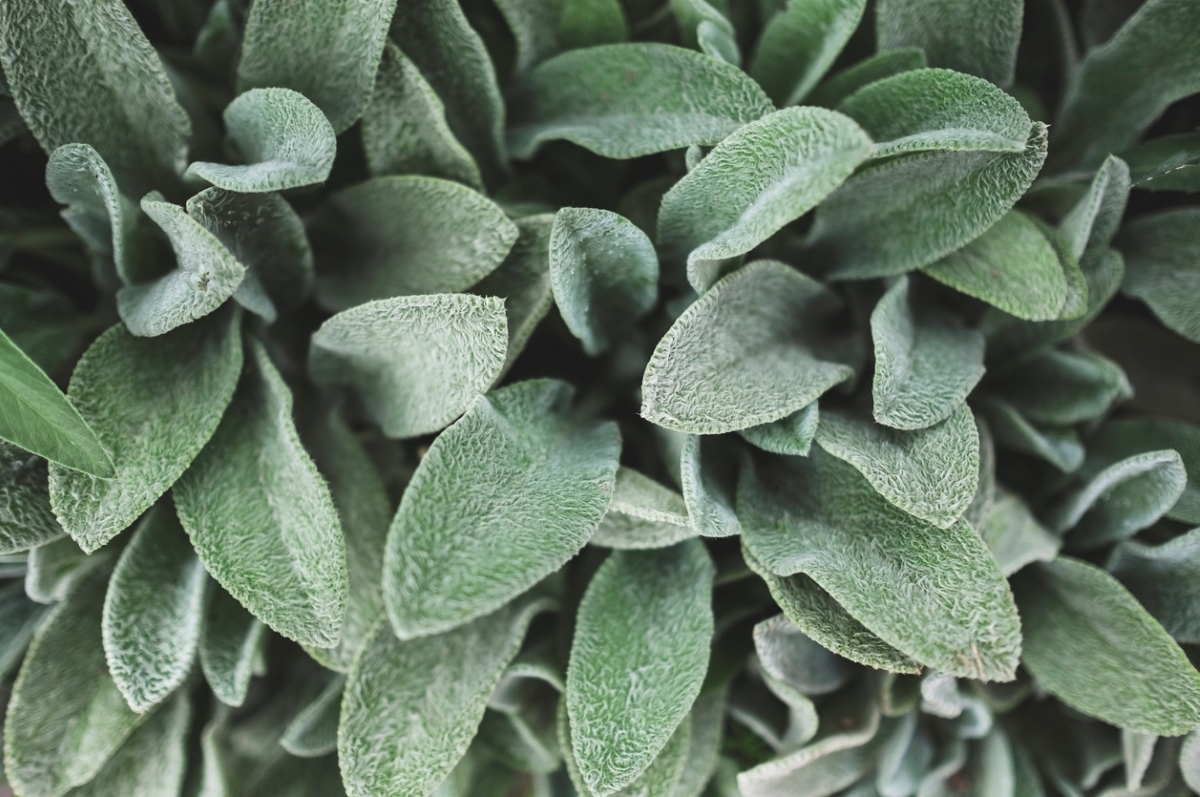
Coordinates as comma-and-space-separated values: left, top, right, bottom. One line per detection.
1060, 155, 1131, 261
508, 43, 773, 160
185, 88, 337, 192
739, 403, 820, 457
312, 176, 518, 311
174, 339, 348, 648
48, 309, 243, 553
384, 379, 620, 639
310, 295, 507, 439
568, 541, 715, 795
656, 108, 872, 291
550, 207, 658, 355
675, 0, 739, 65
870, 277, 985, 430
1012, 557, 1200, 735
0, 444, 64, 554
1117, 208, 1200, 343
875, 0, 1022, 86
199, 583, 266, 707
591, 467, 695, 550
102, 504, 206, 713
641, 261, 853, 435
807, 48, 926, 108
750, 0, 866, 106
1109, 528, 1200, 645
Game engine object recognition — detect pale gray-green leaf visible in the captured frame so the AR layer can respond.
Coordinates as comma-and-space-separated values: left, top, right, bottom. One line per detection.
739, 403, 819, 457
750, 0, 865, 106
200, 584, 266, 707
754, 614, 851, 696
25, 536, 105, 605
1084, 418, 1200, 525
975, 489, 1060, 577
1117, 208, 1200, 343
491, 0, 560, 72
672, 690, 726, 797
807, 48, 927, 109
1108, 529, 1200, 645
1184, 732, 1200, 793
1122, 730, 1157, 792
1052, 450, 1186, 549
977, 398, 1084, 473
281, 675, 343, 757
591, 467, 695, 550
876, 0, 1022, 86
561, 698, 692, 797
680, 435, 741, 538
1060, 155, 1132, 260
985, 348, 1130, 426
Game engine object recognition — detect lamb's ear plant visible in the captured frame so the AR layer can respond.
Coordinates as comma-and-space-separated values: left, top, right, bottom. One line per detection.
0, 0, 1199, 795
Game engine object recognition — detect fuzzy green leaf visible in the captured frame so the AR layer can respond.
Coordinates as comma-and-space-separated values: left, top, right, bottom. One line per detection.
280, 675, 343, 758
339, 595, 552, 797
508, 43, 773, 160
591, 467, 695, 550
560, 0, 629, 49
560, 698, 692, 797
657, 108, 872, 292
310, 295, 507, 439
740, 448, 1020, 681
975, 489, 1060, 577
199, 584, 266, 707
674, 0, 740, 65
754, 614, 851, 696
807, 48, 927, 108
739, 403, 820, 457
984, 349, 1130, 426
679, 435, 741, 538
491, 0, 560, 72
185, 89, 337, 192
24, 536, 105, 606
0, 444, 63, 554
749, 0, 866, 106
48, 309, 243, 553
1109, 528, 1200, 647
875, 0, 1022, 86
641, 261, 853, 434
550, 207, 658, 355
1085, 418, 1200, 524
1059, 155, 1131, 261
870, 277, 985, 430
568, 541, 714, 795
312, 176, 518, 310
236, 0, 395, 133
672, 691, 726, 797
384, 379, 619, 639
1013, 557, 1200, 735
1117, 208, 1200, 343
978, 397, 1084, 473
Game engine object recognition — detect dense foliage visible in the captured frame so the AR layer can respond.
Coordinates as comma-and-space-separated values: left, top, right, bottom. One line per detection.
0, 0, 1199, 795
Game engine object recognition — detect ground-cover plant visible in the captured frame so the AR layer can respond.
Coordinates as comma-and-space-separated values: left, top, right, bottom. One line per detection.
0, 0, 1199, 795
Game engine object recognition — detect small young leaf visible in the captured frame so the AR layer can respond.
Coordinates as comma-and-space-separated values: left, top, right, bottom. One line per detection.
815, 405, 980, 529
200, 583, 267, 707
550, 207, 658, 355
1117, 208, 1200, 343
102, 504, 206, 713
807, 48, 926, 109
280, 675, 343, 758
740, 448, 1020, 681
384, 379, 619, 639
174, 340, 347, 649
739, 403, 820, 457
310, 295, 507, 439
312, 176, 518, 310
1109, 528, 1200, 645
978, 397, 1084, 473
1059, 155, 1131, 260
674, 0, 740, 65
680, 435, 741, 538
975, 490, 1060, 577
1085, 418, 1200, 524
0, 444, 61, 555
25, 536, 105, 605
568, 541, 715, 795
362, 42, 483, 189
508, 43, 773, 160
236, 0, 395, 133
339, 595, 552, 797
591, 467, 695, 550
48, 309, 243, 552
875, 0, 1022, 86
641, 261, 853, 434
754, 614, 851, 696
749, 0, 866, 106
984, 349, 1130, 426
185, 89, 337, 192
1012, 557, 1200, 735
870, 277, 985, 430
657, 108, 872, 291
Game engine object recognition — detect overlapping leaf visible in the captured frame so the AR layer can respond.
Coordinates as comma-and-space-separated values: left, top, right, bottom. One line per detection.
1108, 528, 1200, 645
1117, 208, 1200, 343
875, 0, 1022, 85
749, 0, 866, 106
0, 443, 63, 554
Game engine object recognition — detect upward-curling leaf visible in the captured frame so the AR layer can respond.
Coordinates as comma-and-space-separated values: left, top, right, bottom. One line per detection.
1117, 208, 1200, 344
875, 0, 1023, 86
749, 0, 866, 107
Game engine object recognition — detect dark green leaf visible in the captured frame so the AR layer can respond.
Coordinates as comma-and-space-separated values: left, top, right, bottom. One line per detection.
0, 284, 88, 377
591, 467, 695, 550
1109, 528, 1200, 646
875, 0, 1022, 85
24, 536, 106, 605
1059, 155, 1131, 260
200, 584, 266, 707
1121, 133, 1200, 188
560, 0, 630, 49
280, 675, 343, 758
749, 0, 866, 106
1117, 208, 1200, 343
0, 582, 48, 680
978, 397, 1084, 472
1052, 450, 1186, 549
984, 348, 1130, 426
807, 48, 926, 109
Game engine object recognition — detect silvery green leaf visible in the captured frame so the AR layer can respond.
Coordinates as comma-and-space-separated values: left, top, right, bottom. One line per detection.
384, 379, 619, 639
64, 691, 190, 797
310, 295, 507, 439
673, 0, 740, 66
362, 42, 483, 189
560, 698, 691, 797
0, 0, 190, 197
48, 309, 243, 553
0, 582, 47, 680
25, 536, 105, 605
472, 214, 556, 372
1122, 730, 1157, 792
672, 690, 726, 797
392, 0, 509, 185
977, 398, 1084, 473
591, 467, 696, 550
838, 69, 1030, 157
1084, 418, 1200, 524
1117, 208, 1200, 343
870, 277, 985, 431
186, 188, 314, 322
280, 674, 343, 758
876, 710, 933, 797
1053, 0, 1200, 167
200, 583, 267, 707
339, 595, 553, 797
568, 541, 714, 795
1122, 133, 1200, 188
810, 123, 1048, 280
657, 109, 872, 291
312, 176, 518, 311
559, 0, 629, 49
975, 489, 1060, 577
508, 43, 773, 160
5, 566, 142, 797
550, 207, 658, 355
236, 0, 394, 133
175, 340, 347, 649
749, 0, 865, 106
754, 614, 850, 696
924, 211, 1073, 322
875, 0, 1021, 86
740, 448, 1020, 681
984, 349, 1130, 426
739, 403, 819, 457
1059, 155, 1131, 260
641, 261, 853, 435
117, 196, 246, 338
1181, 732, 1200, 792
185, 89, 337, 192
743, 547, 920, 673
102, 504, 205, 713
807, 48, 926, 109
815, 406, 979, 529
491, 0, 560, 72
1013, 557, 1200, 735
1108, 528, 1200, 644
680, 435, 740, 538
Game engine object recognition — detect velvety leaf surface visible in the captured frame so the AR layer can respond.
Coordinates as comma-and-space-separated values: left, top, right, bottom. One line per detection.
200, 584, 266, 707
281, 675, 343, 757
560, 698, 692, 797
312, 176, 518, 310
491, 0, 561, 72
568, 541, 714, 795
591, 467, 695, 550
236, 0, 395, 133
806, 47, 926, 109
384, 379, 620, 639
675, 0, 739, 65
24, 536, 105, 606
739, 403, 820, 457
978, 397, 1084, 473
679, 435, 741, 538
875, 0, 1022, 86
641, 261, 853, 434
1013, 557, 1200, 735
749, 0, 866, 106
672, 691, 726, 797
975, 490, 1060, 577
310, 295, 508, 439
48, 309, 242, 553
984, 349, 1130, 426
550, 207, 658, 355
754, 614, 851, 696
1109, 528, 1200, 645
508, 43, 773, 160
1059, 155, 1131, 261
174, 339, 347, 648
1085, 418, 1200, 524
0, 444, 62, 554
1117, 208, 1200, 343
